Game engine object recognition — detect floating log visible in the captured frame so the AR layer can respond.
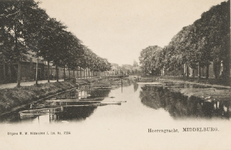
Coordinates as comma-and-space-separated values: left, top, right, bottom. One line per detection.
46, 97, 104, 102
64, 102, 122, 107
46, 99, 126, 103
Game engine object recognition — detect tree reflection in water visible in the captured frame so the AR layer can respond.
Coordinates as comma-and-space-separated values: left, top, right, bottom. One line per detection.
90, 89, 111, 98
0, 86, 112, 123
140, 85, 230, 119
49, 88, 111, 122
49, 106, 97, 122
56, 85, 111, 100
133, 82, 139, 92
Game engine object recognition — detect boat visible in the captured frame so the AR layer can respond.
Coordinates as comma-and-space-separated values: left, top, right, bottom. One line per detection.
19, 107, 62, 119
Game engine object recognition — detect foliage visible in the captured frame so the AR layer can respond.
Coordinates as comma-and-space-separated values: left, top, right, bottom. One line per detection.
139, 0, 230, 81
0, 0, 112, 85
139, 45, 162, 75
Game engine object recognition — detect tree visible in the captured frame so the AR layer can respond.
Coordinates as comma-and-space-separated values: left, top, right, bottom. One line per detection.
0, 0, 42, 87
139, 46, 162, 75
133, 60, 138, 67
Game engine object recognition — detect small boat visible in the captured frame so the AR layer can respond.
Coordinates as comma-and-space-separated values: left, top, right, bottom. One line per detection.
19, 107, 62, 119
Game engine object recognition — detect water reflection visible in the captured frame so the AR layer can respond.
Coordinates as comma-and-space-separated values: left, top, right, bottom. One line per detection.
1, 81, 230, 124
140, 85, 230, 119
133, 82, 139, 92
89, 89, 111, 98
0, 85, 112, 123
49, 106, 97, 122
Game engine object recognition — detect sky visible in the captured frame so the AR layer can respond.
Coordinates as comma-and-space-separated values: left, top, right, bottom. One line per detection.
37, 0, 226, 65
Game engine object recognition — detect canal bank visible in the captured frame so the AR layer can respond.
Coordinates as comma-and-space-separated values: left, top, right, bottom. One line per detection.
138, 76, 231, 118
139, 76, 230, 100
0, 77, 132, 116
0, 81, 77, 116
1, 81, 230, 150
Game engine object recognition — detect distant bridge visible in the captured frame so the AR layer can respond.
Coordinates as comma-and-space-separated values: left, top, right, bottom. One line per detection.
106, 75, 129, 78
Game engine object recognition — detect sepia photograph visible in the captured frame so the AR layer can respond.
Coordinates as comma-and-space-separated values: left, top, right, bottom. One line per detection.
0, 0, 230, 149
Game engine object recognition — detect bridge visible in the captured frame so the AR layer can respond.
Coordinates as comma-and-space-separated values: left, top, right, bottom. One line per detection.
105, 75, 129, 78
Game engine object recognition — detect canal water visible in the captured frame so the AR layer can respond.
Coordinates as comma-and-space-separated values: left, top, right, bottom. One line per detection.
0, 82, 230, 150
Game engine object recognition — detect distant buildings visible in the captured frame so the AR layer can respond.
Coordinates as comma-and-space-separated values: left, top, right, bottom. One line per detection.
108, 63, 141, 76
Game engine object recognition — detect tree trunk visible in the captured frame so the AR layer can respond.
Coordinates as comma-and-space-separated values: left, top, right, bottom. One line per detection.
192, 69, 195, 79
223, 57, 230, 84
35, 59, 38, 85
56, 65, 59, 82
8, 62, 12, 82
3, 58, 6, 83
87, 68, 89, 78
182, 64, 185, 78
162, 67, 165, 76
68, 69, 70, 79
63, 66, 66, 80
17, 60, 21, 87
48, 61, 50, 83
76, 67, 78, 79
213, 60, 220, 79
206, 63, 209, 79
15, 23, 21, 87
198, 62, 201, 79
85, 68, 87, 78
73, 70, 75, 78
186, 65, 189, 78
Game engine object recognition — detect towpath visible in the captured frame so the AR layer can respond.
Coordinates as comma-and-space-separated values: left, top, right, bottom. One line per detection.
0, 79, 64, 89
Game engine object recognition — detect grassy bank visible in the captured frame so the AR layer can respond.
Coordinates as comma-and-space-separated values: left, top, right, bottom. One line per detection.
139, 76, 231, 87
0, 77, 133, 116
139, 76, 230, 103
0, 81, 79, 115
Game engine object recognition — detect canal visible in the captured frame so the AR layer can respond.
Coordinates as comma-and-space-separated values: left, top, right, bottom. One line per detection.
0, 82, 230, 150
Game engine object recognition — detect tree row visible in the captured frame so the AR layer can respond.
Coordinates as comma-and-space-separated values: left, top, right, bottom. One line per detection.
139, 0, 230, 82
0, 0, 111, 86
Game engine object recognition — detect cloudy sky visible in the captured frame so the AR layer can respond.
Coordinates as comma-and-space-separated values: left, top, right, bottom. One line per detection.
38, 0, 226, 65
